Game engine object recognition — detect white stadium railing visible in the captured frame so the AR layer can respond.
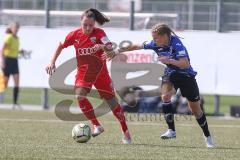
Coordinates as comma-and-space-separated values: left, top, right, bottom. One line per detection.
0, 9, 179, 29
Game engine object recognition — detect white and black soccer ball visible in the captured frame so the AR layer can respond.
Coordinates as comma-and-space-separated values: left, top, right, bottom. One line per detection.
72, 123, 91, 143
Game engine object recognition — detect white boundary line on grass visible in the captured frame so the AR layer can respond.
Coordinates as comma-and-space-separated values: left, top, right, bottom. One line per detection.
0, 118, 240, 128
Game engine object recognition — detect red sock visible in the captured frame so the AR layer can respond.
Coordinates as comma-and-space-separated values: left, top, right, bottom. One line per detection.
112, 104, 128, 133
78, 98, 100, 126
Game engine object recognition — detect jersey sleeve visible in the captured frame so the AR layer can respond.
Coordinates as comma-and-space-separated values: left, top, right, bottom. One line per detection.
98, 29, 112, 45
172, 37, 188, 59
4, 34, 12, 45
61, 31, 76, 49
143, 41, 154, 49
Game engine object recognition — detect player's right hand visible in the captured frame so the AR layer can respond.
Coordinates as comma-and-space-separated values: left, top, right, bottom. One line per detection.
45, 63, 56, 75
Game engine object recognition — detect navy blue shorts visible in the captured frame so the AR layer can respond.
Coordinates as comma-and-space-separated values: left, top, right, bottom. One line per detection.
163, 72, 200, 102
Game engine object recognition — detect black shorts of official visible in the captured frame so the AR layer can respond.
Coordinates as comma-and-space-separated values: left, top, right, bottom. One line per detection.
3, 57, 19, 77
163, 72, 200, 102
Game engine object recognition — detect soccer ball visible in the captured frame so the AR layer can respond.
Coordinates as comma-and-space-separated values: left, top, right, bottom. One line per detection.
72, 123, 91, 143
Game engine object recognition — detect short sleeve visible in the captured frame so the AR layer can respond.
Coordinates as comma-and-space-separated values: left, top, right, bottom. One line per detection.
4, 34, 12, 45
143, 41, 154, 49
100, 31, 112, 44
172, 37, 188, 58
61, 31, 76, 49
97, 29, 112, 45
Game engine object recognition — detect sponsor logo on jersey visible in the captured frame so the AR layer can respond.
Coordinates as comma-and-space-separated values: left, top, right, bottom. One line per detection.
78, 45, 102, 56
179, 50, 186, 56
78, 48, 95, 55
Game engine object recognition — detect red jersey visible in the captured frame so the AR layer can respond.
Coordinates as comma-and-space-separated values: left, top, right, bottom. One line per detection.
61, 28, 111, 77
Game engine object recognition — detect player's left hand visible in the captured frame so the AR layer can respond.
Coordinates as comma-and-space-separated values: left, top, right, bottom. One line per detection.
158, 56, 171, 64
101, 50, 116, 61
101, 45, 116, 61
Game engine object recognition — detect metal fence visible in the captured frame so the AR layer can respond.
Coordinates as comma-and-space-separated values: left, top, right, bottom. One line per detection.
0, 0, 240, 31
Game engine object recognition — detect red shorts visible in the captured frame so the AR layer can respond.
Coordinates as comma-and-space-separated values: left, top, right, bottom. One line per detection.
75, 69, 115, 100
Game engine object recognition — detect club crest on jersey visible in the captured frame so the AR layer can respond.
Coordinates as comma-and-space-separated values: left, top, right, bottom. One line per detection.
90, 37, 97, 43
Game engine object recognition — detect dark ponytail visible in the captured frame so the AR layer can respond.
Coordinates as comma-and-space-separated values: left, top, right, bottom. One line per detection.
81, 8, 110, 25
152, 23, 182, 39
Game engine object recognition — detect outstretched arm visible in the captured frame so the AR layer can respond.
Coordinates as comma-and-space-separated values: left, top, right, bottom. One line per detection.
46, 42, 63, 75
103, 44, 143, 60
118, 44, 143, 53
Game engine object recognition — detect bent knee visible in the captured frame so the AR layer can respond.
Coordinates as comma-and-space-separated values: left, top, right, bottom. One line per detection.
75, 88, 89, 101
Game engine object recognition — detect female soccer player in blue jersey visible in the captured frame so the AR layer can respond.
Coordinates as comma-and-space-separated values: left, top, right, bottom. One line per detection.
103, 23, 215, 148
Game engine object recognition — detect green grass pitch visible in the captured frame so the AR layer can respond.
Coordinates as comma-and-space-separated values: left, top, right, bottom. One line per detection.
0, 109, 240, 160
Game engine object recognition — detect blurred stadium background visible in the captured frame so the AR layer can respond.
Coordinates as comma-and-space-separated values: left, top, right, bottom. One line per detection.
0, 1, 240, 159
0, 0, 240, 31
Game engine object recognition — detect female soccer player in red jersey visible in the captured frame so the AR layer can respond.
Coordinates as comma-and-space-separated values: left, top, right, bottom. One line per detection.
46, 8, 131, 144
